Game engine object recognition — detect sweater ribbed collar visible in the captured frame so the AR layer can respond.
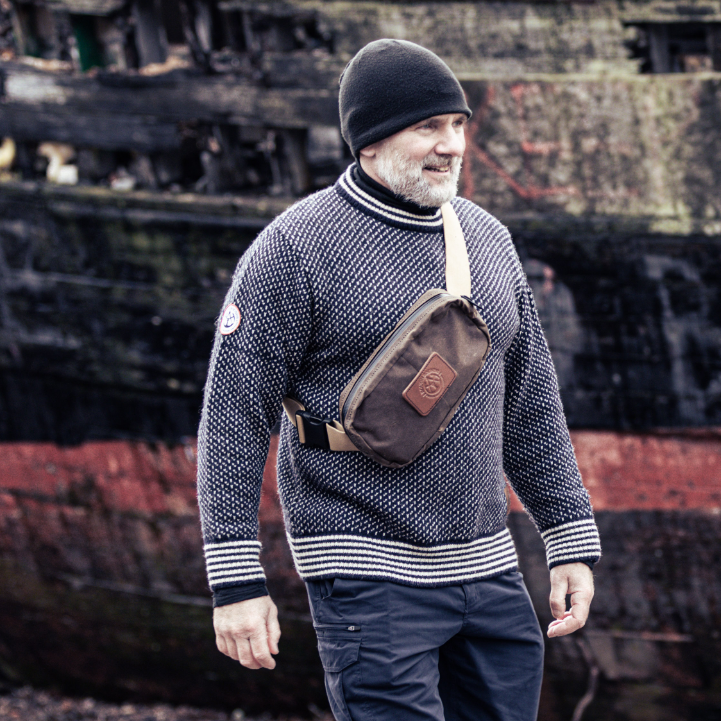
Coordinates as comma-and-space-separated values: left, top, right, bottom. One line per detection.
335, 164, 444, 233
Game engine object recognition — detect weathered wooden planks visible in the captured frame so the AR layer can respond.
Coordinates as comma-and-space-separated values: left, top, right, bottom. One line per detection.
0, 62, 339, 148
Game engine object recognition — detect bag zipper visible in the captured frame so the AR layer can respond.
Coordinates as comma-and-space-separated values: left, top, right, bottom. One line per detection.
341, 293, 452, 424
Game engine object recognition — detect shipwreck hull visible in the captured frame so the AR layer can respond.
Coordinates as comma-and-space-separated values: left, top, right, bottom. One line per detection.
1, 172, 720, 720
0, 1, 720, 718
1, 431, 720, 718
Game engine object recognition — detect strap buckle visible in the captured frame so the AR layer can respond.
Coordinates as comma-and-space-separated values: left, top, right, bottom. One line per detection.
296, 410, 332, 450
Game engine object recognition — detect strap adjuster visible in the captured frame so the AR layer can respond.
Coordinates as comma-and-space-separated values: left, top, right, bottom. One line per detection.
296, 410, 331, 450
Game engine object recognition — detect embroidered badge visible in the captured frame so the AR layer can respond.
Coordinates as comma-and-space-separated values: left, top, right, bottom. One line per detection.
219, 304, 241, 335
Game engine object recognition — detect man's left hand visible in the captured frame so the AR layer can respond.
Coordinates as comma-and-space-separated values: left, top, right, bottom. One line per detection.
547, 562, 594, 638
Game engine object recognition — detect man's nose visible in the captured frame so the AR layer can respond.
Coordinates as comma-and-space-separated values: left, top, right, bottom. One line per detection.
435, 124, 465, 157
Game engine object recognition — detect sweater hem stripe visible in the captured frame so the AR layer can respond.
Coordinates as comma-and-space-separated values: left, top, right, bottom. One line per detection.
547, 552, 602, 565
207, 559, 264, 570
546, 538, 601, 552
293, 538, 516, 565
209, 567, 265, 578
293, 540, 514, 561
294, 553, 518, 577
205, 551, 259, 560
299, 559, 519, 585
546, 543, 601, 558
295, 547, 517, 572
289, 530, 519, 585
290, 528, 511, 552
546, 537, 601, 549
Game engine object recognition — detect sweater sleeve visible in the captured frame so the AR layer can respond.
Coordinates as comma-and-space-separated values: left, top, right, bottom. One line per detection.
502, 279, 601, 569
196, 224, 312, 592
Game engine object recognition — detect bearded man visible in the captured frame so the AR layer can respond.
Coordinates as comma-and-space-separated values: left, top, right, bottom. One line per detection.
197, 39, 601, 721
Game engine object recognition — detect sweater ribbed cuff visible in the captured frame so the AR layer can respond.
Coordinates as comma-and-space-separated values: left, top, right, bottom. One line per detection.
204, 539, 266, 589
541, 519, 601, 569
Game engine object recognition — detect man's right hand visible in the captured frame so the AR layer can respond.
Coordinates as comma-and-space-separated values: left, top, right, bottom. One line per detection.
213, 595, 281, 670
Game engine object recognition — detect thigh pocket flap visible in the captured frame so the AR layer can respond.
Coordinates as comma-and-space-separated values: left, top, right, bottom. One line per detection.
316, 634, 361, 673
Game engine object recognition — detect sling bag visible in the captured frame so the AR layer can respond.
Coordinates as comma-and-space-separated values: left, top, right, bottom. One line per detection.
282, 202, 491, 468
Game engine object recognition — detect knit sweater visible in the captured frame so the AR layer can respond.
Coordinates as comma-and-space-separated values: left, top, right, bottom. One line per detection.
197, 165, 602, 593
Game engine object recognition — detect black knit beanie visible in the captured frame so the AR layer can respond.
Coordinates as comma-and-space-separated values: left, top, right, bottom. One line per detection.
339, 39, 472, 157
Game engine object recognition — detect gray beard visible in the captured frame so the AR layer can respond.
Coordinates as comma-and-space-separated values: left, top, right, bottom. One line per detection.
374, 149, 462, 208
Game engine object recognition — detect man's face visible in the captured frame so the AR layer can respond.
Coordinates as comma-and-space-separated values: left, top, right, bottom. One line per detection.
360, 113, 467, 207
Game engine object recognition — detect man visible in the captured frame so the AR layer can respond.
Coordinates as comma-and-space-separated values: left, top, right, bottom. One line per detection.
198, 39, 601, 721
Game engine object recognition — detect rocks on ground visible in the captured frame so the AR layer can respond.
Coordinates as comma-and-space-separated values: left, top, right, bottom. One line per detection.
0, 687, 332, 721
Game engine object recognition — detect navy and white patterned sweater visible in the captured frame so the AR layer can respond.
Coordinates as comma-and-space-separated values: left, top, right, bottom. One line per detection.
197, 165, 602, 593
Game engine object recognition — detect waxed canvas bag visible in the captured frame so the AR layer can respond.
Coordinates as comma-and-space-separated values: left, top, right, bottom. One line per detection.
283, 203, 491, 468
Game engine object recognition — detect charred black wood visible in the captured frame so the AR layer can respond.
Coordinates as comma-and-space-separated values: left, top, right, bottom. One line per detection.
709, 23, 721, 70
131, 0, 168, 67
0, 105, 181, 151
178, 0, 212, 71
1, 176, 721, 443
0, 60, 339, 128
259, 51, 343, 88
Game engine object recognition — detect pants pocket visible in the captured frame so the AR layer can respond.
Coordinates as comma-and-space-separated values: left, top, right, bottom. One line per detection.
319, 577, 336, 600
315, 626, 361, 721
307, 578, 337, 603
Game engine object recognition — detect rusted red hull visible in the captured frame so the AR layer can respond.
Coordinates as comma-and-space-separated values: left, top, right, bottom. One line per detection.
1, 431, 720, 718
509, 429, 721, 512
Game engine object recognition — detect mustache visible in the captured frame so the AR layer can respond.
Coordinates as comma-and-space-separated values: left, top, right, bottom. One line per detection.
422, 154, 459, 170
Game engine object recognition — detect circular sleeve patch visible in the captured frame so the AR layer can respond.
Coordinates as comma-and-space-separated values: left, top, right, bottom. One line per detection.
219, 304, 241, 335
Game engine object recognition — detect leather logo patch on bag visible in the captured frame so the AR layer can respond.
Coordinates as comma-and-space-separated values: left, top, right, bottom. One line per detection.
402, 352, 458, 416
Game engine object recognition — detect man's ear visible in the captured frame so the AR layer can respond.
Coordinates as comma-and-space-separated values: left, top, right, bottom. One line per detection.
359, 143, 377, 159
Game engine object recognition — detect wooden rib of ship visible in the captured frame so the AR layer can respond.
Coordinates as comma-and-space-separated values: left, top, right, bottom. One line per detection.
1, 1, 721, 719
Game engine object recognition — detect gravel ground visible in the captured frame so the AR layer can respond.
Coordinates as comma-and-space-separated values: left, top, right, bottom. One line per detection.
0, 687, 333, 721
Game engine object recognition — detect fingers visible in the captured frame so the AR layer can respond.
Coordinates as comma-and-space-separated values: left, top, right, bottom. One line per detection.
238, 637, 264, 670
215, 632, 230, 657
548, 576, 567, 621
547, 562, 595, 638
217, 627, 268, 669
547, 610, 582, 638
547, 598, 588, 637
218, 631, 268, 669
217, 628, 267, 669
249, 629, 276, 670
267, 602, 281, 655
213, 596, 281, 670
569, 587, 592, 627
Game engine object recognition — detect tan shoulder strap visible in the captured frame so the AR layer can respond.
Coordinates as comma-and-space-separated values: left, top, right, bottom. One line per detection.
441, 203, 471, 297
